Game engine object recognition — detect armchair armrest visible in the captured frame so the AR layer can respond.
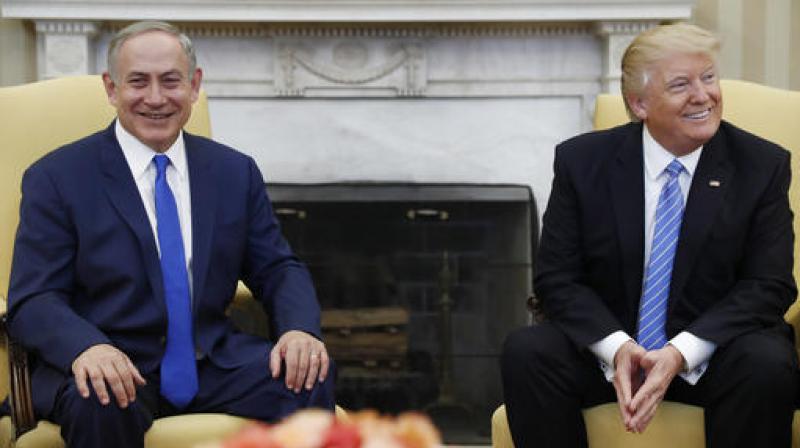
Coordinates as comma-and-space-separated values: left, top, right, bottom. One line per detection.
0, 295, 36, 439
784, 301, 800, 353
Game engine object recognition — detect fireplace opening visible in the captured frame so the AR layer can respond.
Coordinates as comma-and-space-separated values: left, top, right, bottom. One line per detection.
269, 183, 536, 444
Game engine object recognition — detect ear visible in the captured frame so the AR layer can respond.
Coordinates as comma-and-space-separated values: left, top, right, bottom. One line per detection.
625, 92, 648, 121
190, 68, 203, 104
101, 72, 118, 107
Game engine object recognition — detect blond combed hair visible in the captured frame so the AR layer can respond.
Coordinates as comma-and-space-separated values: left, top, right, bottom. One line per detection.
621, 22, 720, 121
107, 21, 197, 83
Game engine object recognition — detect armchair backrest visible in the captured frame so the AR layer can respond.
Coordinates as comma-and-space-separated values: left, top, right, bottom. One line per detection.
593, 79, 800, 339
0, 75, 211, 298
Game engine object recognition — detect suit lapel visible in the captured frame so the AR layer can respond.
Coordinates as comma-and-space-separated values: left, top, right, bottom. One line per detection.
185, 133, 218, 313
670, 129, 733, 304
610, 123, 646, 313
99, 124, 165, 312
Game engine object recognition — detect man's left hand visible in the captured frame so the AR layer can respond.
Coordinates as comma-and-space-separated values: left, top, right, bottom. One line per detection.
626, 345, 684, 433
269, 330, 329, 393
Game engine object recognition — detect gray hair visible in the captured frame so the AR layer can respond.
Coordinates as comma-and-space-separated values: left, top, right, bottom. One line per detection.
621, 22, 720, 121
107, 21, 196, 83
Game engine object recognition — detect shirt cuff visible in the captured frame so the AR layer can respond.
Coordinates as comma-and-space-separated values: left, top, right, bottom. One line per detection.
589, 331, 632, 382
669, 331, 716, 385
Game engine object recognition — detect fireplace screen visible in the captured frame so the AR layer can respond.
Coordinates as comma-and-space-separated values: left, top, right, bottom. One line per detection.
269, 183, 536, 444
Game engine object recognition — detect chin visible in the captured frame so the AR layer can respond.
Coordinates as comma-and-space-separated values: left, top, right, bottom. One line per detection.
686, 122, 719, 145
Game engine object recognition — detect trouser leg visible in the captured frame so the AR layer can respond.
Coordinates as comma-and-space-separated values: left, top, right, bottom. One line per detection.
500, 323, 615, 448
187, 354, 336, 422
51, 379, 153, 448
674, 326, 799, 448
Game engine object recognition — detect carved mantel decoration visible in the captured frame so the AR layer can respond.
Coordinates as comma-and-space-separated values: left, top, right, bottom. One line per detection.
274, 32, 426, 97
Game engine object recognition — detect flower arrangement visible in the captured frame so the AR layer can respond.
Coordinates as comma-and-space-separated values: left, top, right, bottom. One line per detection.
212, 409, 442, 448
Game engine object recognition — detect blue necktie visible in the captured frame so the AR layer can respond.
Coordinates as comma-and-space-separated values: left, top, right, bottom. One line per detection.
153, 154, 198, 408
637, 159, 685, 350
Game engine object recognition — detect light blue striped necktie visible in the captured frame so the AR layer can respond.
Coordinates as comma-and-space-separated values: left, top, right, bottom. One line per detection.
153, 154, 198, 409
637, 159, 685, 350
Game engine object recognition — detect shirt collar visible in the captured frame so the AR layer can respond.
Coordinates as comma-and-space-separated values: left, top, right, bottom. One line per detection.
115, 120, 188, 181
643, 123, 702, 181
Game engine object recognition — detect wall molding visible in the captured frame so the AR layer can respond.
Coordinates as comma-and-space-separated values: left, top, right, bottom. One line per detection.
2, 0, 695, 23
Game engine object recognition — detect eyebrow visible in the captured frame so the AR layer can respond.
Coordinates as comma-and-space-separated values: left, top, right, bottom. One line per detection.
664, 64, 716, 84
124, 70, 185, 80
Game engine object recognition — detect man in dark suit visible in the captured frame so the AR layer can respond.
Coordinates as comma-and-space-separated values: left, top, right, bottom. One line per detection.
501, 23, 798, 448
7, 21, 334, 448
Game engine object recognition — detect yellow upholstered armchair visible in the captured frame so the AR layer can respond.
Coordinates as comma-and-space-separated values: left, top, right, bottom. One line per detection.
491, 79, 800, 448
0, 76, 346, 448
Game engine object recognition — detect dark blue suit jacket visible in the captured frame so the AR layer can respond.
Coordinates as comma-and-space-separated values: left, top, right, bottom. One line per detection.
7, 123, 321, 417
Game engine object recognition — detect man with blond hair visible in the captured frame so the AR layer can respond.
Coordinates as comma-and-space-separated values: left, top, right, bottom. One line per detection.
7, 21, 334, 448
502, 23, 798, 447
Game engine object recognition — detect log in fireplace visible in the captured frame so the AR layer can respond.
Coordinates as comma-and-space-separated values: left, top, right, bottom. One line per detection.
267, 183, 536, 443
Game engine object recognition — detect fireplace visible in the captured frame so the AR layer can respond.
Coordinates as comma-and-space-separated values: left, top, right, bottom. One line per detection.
267, 183, 535, 444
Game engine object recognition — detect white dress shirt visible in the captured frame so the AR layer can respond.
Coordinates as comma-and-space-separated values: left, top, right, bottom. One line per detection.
115, 121, 194, 294
589, 124, 716, 385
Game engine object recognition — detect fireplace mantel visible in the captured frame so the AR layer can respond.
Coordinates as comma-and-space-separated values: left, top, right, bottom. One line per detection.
2, 0, 694, 23
0, 0, 697, 224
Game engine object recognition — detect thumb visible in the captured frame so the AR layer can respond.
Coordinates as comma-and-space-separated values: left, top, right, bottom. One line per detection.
269, 344, 283, 378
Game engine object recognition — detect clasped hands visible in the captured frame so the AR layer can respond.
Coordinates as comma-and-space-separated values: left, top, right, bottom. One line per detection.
72, 330, 329, 408
612, 340, 684, 434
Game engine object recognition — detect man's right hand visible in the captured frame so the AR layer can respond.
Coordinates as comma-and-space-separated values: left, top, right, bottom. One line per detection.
612, 340, 646, 428
71, 344, 146, 408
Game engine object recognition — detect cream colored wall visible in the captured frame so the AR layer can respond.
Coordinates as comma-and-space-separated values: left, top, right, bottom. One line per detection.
694, 0, 799, 91
0, 13, 35, 87
792, 0, 800, 91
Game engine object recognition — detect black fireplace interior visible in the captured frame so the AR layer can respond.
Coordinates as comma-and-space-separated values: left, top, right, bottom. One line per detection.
268, 183, 537, 444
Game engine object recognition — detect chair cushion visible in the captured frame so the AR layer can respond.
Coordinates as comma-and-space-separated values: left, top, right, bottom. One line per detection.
2, 414, 251, 448
583, 402, 703, 448
2, 406, 349, 448
492, 403, 800, 448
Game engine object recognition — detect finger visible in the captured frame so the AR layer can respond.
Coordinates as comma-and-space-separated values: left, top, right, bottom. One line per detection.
269, 343, 284, 379
317, 350, 330, 383
74, 364, 91, 399
283, 345, 300, 390
113, 358, 137, 402
630, 371, 658, 410
127, 358, 147, 386
630, 379, 666, 430
99, 363, 129, 408
87, 366, 111, 406
293, 345, 311, 393
612, 380, 632, 427
616, 365, 632, 406
631, 391, 662, 433
638, 399, 661, 433
305, 350, 321, 390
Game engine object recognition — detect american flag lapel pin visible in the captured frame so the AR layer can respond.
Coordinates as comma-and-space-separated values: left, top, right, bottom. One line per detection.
708, 179, 721, 187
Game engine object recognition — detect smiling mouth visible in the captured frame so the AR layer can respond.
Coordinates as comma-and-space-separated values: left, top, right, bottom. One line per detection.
138, 111, 174, 120
684, 108, 712, 120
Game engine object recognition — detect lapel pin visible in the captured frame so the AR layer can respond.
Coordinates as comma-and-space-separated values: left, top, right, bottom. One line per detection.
708, 180, 721, 187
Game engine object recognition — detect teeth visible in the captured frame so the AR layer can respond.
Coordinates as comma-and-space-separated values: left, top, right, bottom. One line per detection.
140, 112, 170, 119
685, 109, 710, 119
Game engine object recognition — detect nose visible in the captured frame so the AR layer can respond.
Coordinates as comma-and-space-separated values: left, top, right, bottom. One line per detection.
143, 83, 166, 106
689, 79, 711, 103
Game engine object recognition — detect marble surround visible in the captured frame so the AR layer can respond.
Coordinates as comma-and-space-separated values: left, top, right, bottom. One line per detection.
1, 0, 696, 214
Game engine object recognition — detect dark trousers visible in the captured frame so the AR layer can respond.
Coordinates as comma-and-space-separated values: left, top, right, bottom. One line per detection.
501, 322, 798, 448
50, 355, 336, 448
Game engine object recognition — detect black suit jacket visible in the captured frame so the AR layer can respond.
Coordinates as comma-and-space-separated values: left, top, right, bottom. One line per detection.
535, 120, 796, 350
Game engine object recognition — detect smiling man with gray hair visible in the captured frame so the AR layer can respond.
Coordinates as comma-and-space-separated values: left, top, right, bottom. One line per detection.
7, 21, 335, 448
